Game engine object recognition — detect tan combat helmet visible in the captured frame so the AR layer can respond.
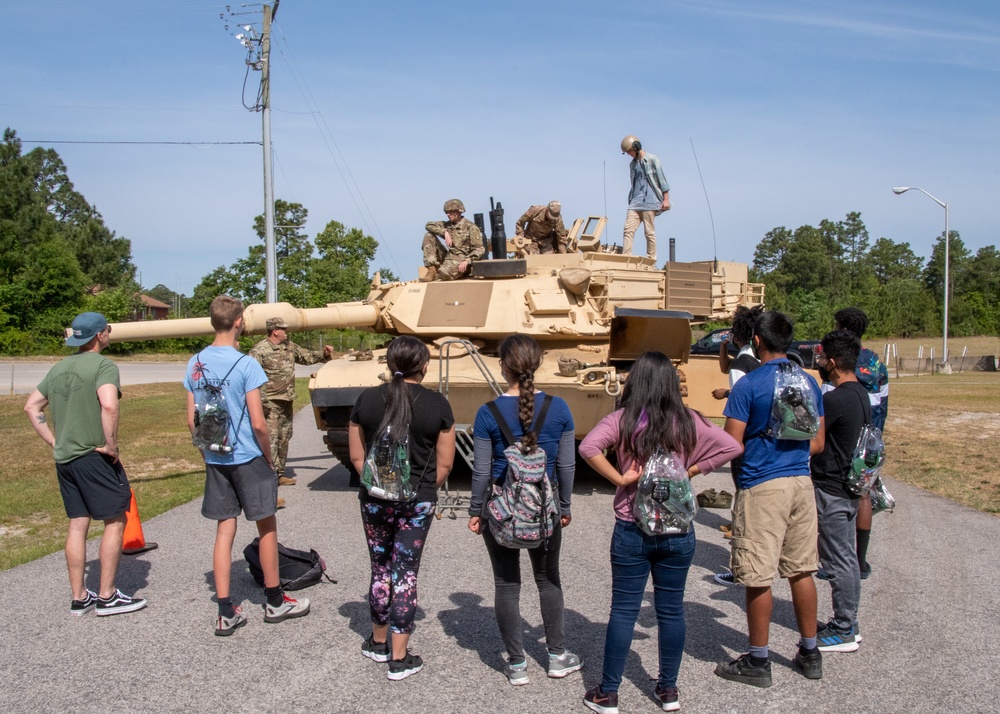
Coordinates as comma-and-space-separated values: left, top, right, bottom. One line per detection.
546, 200, 562, 218
620, 135, 641, 153
443, 198, 465, 213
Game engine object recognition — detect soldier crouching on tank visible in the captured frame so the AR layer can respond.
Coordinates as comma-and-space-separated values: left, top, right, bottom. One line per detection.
420, 198, 485, 282
515, 200, 569, 255
249, 318, 333, 488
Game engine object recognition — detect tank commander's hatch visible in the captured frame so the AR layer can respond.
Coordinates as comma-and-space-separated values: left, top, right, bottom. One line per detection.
568, 216, 607, 252
418, 282, 493, 328
609, 308, 693, 362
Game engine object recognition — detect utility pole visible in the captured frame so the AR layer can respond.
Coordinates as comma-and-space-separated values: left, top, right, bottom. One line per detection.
261, 3, 277, 303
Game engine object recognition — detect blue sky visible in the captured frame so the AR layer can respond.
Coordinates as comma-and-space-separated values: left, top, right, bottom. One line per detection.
4, 1, 998, 296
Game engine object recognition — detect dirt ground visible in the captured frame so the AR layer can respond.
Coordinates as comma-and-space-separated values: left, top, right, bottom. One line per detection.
883, 373, 1000, 514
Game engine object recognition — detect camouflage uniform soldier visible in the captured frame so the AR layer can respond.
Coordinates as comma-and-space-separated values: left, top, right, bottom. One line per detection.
515, 201, 569, 254
249, 317, 333, 486
421, 198, 486, 282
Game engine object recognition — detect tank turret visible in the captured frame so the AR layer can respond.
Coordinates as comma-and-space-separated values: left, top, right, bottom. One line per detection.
108, 215, 763, 468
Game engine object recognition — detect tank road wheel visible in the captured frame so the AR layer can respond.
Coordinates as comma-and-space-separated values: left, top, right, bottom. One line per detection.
324, 428, 360, 485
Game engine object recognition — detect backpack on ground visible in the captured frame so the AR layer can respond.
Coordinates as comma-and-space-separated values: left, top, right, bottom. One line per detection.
767, 361, 821, 440
243, 538, 337, 591
634, 450, 697, 535
361, 424, 415, 501
191, 352, 247, 455
485, 395, 558, 549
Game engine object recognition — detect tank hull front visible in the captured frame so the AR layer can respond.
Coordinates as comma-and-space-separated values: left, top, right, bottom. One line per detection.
310, 343, 731, 466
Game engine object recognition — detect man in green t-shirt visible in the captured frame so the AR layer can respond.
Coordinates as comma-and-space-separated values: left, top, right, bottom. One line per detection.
24, 312, 147, 617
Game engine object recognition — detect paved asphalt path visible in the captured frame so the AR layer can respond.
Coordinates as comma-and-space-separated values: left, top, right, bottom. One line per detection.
1, 407, 998, 714
1, 360, 318, 395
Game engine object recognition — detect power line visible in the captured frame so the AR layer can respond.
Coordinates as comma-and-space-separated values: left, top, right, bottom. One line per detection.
19, 140, 261, 146
271, 21, 401, 278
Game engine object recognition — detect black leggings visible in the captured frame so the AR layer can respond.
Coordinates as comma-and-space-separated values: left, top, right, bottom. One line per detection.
482, 517, 565, 662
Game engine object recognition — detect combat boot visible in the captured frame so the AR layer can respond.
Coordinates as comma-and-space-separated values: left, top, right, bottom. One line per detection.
419, 266, 438, 282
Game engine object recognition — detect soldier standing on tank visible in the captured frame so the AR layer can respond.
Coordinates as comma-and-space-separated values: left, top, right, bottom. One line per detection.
620, 135, 671, 262
249, 318, 333, 488
515, 201, 570, 255
421, 198, 486, 282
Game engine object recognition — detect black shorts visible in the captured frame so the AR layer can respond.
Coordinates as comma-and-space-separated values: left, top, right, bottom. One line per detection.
202, 457, 278, 522
56, 452, 131, 521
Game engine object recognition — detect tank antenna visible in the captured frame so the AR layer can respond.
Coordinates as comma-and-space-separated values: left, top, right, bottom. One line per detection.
603, 160, 608, 220
690, 138, 717, 268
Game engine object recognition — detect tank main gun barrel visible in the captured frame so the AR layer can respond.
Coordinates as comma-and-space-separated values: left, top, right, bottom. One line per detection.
107, 301, 381, 342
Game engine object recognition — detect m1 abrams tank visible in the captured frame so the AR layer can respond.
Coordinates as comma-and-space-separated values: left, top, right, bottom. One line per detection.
108, 214, 763, 469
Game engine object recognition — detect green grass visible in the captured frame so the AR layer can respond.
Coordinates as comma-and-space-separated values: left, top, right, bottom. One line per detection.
0, 377, 311, 571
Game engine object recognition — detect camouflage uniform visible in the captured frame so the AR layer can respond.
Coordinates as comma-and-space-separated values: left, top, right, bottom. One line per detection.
515, 204, 569, 254
422, 217, 485, 280
249, 337, 328, 479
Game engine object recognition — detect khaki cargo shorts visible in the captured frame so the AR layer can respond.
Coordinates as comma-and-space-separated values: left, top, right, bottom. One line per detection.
729, 475, 818, 587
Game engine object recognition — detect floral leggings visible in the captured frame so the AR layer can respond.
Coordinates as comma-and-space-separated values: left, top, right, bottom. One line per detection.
360, 498, 434, 634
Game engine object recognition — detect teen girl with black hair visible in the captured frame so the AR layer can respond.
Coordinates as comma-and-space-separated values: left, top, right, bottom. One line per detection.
580, 351, 741, 713
349, 336, 456, 681
468, 335, 582, 685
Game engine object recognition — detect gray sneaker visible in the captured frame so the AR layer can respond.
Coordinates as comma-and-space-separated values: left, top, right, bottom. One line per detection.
503, 659, 529, 686
547, 650, 583, 678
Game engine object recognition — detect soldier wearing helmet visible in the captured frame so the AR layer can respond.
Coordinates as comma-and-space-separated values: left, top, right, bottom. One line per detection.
421, 198, 486, 282
620, 134, 671, 262
515, 200, 570, 255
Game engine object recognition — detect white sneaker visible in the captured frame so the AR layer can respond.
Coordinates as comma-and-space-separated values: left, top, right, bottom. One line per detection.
215, 605, 248, 636
547, 650, 583, 678
264, 593, 310, 623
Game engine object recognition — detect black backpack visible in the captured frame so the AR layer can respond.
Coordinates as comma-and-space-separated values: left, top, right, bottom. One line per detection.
243, 538, 337, 591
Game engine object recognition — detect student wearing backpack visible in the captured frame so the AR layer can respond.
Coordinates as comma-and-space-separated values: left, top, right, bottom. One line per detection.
832, 307, 889, 581
349, 336, 456, 681
184, 296, 310, 637
714, 310, 825, 688
810, 330, 871, 654
579, 351, 741, 713
468, 335, 582, 686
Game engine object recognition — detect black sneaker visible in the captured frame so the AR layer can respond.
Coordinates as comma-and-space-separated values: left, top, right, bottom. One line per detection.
793, 645, 823, 679
860, 562, 872, 580
654, 684, 680, 712
714, 653, 772, 688
583, 686, 619, 714
70, 590, 97, 616
361, 634, 390, 663
387, 652, 423, 681
95, 589, 147, 616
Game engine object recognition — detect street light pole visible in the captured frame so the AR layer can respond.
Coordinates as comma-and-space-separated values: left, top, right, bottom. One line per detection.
892, 186, 950, 366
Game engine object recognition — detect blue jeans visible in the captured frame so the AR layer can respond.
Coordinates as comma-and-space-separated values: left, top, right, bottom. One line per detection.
600, 520, 696, 692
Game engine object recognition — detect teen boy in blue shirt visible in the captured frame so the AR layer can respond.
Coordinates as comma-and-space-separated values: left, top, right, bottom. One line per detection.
714, 310, 826, 688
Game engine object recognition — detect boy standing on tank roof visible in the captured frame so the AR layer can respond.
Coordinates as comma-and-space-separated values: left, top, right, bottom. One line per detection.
620, 135, 670, 261
184, 295, 310, 636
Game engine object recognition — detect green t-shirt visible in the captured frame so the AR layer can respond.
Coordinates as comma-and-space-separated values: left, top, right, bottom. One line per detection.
37, 352, 121, 464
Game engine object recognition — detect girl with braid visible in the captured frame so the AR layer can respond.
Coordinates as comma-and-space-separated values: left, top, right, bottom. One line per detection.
349, 336, 456, 681
468, 335, 582, 686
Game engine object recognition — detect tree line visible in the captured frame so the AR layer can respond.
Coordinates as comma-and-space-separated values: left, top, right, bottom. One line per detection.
2, 129, 996, 354
750, 211, 1000, 339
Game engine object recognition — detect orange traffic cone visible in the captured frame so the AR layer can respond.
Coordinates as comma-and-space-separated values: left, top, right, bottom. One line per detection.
122, 489, 158, 555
